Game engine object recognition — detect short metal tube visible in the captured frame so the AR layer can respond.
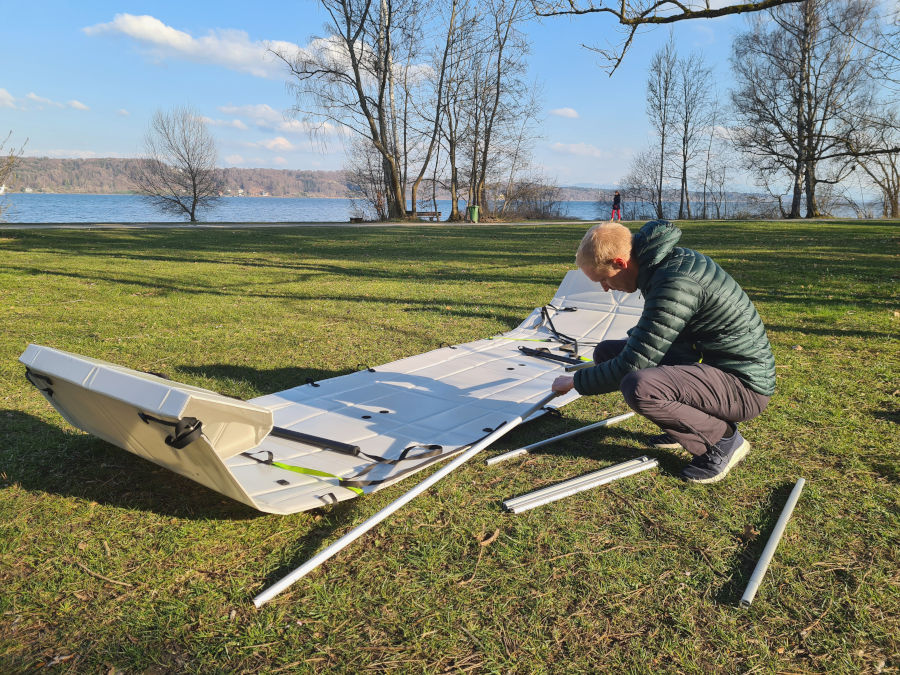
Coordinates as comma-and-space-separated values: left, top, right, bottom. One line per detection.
504, 457, 657, 514
740, 477, 806, 608
502, 457, 649, 509
486, 412, 634, 466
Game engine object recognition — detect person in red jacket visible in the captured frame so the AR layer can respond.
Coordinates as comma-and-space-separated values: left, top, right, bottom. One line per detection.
610, 191, 622, 221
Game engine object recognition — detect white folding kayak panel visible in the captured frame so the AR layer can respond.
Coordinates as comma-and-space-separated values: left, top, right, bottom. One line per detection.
20, 270, 644, 514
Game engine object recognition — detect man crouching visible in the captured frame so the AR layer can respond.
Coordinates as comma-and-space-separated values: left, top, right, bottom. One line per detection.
552, 220, 775, 483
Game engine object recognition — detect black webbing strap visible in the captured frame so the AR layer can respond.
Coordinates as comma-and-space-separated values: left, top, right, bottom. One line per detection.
270, 427, 362, 456
338, 443, 448, 488
540, 305, 578, 345
25, 369, 54, 397
268, 427, 445, 468
241, 440, 448, 492
518, 345, 584, 366
138, 412, 203, 449
340, 422, 507, 488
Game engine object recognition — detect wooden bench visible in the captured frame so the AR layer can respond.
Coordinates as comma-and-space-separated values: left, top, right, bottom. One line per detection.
406, 210, 441, 222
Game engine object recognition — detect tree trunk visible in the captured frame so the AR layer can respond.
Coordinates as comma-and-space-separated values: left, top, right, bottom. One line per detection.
804, 160, 819, 217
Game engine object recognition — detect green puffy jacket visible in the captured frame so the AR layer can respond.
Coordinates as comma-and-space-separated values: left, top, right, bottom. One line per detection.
573, 220, 776, 396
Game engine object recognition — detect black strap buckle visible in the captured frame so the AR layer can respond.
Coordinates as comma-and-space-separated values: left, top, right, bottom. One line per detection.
25, 369, 54, 397
138, 412, 203, 449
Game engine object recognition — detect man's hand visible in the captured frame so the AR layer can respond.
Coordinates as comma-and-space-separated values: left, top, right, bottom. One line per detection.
552, 375, 575, 395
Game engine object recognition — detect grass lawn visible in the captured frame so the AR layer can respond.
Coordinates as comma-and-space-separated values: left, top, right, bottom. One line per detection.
0, 220, 897, 673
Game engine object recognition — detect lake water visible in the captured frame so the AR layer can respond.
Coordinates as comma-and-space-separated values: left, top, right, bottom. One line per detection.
1, 193, 610, 224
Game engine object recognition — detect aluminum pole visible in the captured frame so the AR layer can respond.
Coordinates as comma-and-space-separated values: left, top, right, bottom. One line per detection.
486, 412, 634, 466
502, 456, 649, 510
253, 391, 559, 608
740, 477, 806, 608
504, 457, 657, 513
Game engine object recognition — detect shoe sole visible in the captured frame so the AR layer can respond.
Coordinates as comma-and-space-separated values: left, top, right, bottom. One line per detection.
684, 440, 751, 484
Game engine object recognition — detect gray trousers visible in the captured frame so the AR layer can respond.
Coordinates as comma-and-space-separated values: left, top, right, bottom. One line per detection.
594, 340, 770, 456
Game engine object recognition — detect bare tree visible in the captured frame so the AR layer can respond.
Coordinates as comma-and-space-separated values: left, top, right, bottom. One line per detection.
465, 0, 534, 215
500, 170, 564, 218
707, 161, 730, 219
646, 36, 677, 219
0, 132, 26, 220
852, 109, 900, 217
699, 97, 726, 219
406, 0, 457, 217
274, 0, 412, 219
622, 148, 664, 219
345, 136, 391, 220
531, 0, 806, 73
133, 107, 221, 222
673, 51, 714, 219
438, 0, 477, 220
430, 0, 538, 221
730, 0, 881, 218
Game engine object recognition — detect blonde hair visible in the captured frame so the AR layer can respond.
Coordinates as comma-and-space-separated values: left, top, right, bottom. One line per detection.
575, 222, 633, 274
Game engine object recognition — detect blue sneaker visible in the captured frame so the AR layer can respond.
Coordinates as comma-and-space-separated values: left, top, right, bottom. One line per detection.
680, 425, 750, 484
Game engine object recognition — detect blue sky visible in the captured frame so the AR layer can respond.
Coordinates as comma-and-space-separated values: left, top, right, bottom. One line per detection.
1, 1, 745, 187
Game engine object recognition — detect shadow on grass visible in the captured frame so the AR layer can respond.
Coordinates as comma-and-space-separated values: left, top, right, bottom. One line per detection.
252, 498, 366, 594
488, 423, 686, 479
764, 322, 896, 341
3, 262, 534, 328
713, 480, 798, 606
173, 364, 350, 395
1, 409, 262, 520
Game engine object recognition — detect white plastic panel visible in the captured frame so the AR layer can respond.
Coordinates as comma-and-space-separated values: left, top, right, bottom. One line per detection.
22, 273, 644, 515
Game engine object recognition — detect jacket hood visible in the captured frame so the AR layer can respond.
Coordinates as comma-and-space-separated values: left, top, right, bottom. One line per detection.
634, 220, 682, 288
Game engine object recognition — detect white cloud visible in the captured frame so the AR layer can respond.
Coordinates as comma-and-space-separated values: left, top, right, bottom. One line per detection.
550, 107, 579, 119
219, 103, 341, 136
117, 109, 130, 117
83, 13, 294, 79
550, 142, 613, 159
261, 137, 294, 151
26, 92, 64, 108
25, 149, 127, 159
68, 100, 90, 111
272, 156, 288, 165
225, 154, 245, 165
201, 116, 249, 130
0, 88, 17, 108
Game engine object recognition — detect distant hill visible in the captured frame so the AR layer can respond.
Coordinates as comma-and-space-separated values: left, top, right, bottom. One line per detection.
8, 158, 351, 198
6, 156, 615, 202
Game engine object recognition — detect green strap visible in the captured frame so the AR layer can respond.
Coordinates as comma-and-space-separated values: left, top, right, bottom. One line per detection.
241, 452, 364, 495
272, 461, 364, 495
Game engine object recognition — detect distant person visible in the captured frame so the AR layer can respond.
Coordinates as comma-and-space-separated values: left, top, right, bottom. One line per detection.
611, 191, 622, 221
551, 220, 775, 483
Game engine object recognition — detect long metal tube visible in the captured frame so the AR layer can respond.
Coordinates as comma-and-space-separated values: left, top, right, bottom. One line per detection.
740, 478, 806, 608
253, 391, 559, 608
485, 412, 634, 466
504, 457, 658, 514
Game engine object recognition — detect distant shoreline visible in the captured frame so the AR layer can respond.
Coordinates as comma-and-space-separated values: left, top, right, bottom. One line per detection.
4, 191, 602, 202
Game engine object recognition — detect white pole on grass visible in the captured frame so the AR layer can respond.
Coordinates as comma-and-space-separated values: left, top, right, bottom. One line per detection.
503, 456, 657, 514
486, 412, 634, 466
253, 391, 559, 608
740, 477, 806, 608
